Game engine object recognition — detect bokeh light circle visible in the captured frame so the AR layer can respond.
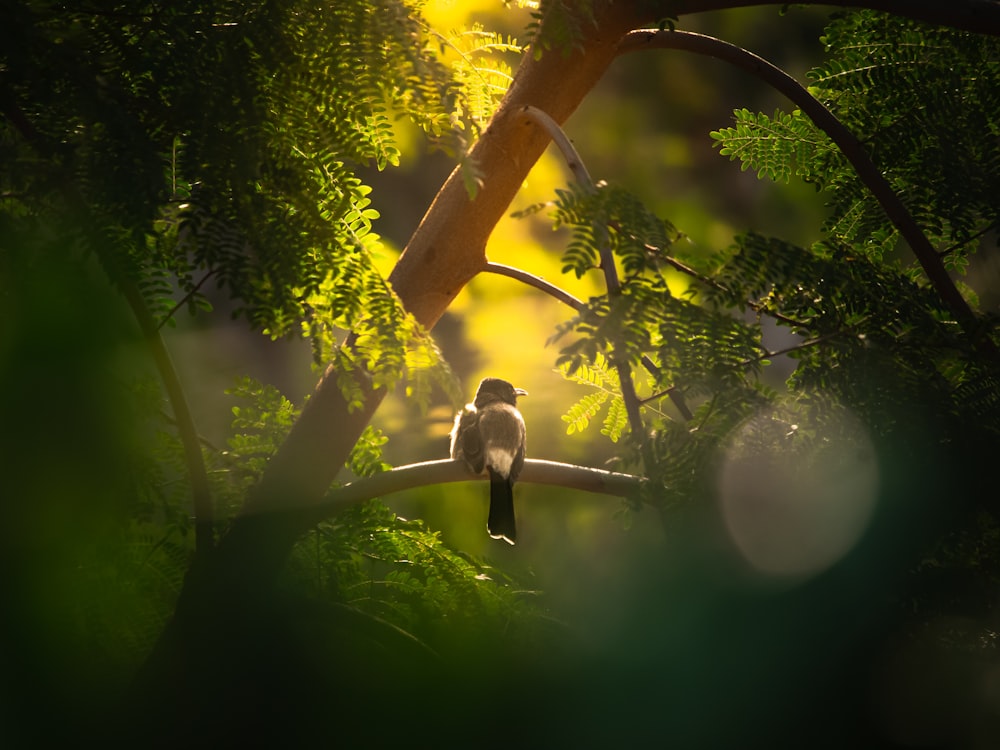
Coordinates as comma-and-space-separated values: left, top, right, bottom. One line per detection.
717, 403, 879, 580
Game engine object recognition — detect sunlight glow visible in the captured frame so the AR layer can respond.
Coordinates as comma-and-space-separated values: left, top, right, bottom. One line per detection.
717, 404, 879, 580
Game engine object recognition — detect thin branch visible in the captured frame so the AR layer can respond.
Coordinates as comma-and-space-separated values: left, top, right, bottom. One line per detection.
647, 241, 812, 330
484, 262, 585, 310
939, 222, 997, 258
654, 248, 727, 294
521, 105, 595, 188
617, 29, 997, 360
520, 104, 645, 436
156, 270, 215, 331
307, 458, 644, 523
121, 283, 217, 552
521, 105, 624, 295
742, 330, 847, 367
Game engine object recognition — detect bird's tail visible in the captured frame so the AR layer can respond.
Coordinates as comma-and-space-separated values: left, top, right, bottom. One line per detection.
487, 468, 516, 545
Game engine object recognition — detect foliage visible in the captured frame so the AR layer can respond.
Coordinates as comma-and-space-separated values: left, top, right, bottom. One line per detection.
0, 0, 500, 395
711, 11, 1000, 263
6, 1, 1000, 745
524, 0, 598, 57
543, 10, 1000, 508
66, 522, 191, 679
444, 25, 522, 131
547, 179, 764, 411
289, 499, 555, 662
1, 2, 538, 736
710, 107, 837, 184
558, 352, 627, 440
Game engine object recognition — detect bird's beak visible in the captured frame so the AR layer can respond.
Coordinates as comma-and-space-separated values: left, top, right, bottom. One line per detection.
515, 387, 528, 397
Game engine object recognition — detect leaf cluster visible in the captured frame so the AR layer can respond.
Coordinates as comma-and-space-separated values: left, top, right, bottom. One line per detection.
812, 12, 1000, 261
710, 11, 1000, 263
1, 0, 499, 405
548, 181, 762, 418
559, 352, 627, 441
539, 13, 1000, 527
444, 25, 522, 132
289, 499, 555, 661
524, 0, 598, 58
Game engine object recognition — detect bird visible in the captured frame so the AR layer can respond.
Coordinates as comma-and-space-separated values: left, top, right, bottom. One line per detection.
450, 377, 527, 545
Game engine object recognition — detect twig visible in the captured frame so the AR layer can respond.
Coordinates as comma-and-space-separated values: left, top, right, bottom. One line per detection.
484, 262, 585, 310
521, 105, 595, 188
156, 270, 215, 331
938, 222, 996, 258
741, 330, 846, 367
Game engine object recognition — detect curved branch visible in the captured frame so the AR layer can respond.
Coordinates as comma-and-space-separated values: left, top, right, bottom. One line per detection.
657, 1, 1000, 36
618, 29, 996, 359
484, 262, 585, 310
522, 105, 595, 187
484, 262, 694, 419
307, 458, 644, 523
519, 105, 646, 436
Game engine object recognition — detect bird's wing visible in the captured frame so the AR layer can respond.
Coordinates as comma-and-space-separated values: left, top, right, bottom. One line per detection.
450, 405, 485, 473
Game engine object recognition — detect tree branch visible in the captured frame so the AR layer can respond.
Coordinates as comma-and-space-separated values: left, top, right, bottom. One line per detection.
156, 270, 215, 331
484, 262, 586, 310
522, 105, 595, 187
658, 0, 1000, 36
306, 458, 643, 524
519, 104, 646, 438
618, 29, 997, 359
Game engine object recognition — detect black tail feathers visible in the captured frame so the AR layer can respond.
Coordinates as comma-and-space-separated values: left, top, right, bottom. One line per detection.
487, 468, 516, 545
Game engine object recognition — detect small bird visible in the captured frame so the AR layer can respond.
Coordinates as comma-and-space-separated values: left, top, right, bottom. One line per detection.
450, 377, 527, 545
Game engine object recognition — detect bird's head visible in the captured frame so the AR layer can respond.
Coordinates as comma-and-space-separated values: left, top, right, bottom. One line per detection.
474, 377, 528, 407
